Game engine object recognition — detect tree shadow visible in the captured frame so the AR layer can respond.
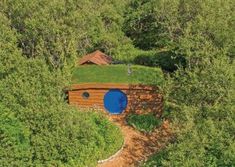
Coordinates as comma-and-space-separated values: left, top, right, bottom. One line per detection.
133, 50, 186, 72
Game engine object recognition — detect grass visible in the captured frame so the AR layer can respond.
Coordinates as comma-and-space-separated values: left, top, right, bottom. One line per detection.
126, 113, 162, 133
141, 150, 168, 167
72, 65, 164, 85
87, 111, 124, 160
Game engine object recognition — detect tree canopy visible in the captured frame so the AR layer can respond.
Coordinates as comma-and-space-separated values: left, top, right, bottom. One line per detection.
0, 0, 234, 166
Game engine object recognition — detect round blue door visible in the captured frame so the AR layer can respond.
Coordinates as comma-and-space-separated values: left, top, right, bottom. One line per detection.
103, 89, 128, 114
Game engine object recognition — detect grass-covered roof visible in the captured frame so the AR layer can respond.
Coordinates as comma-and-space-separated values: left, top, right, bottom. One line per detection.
72, 65, 164, 86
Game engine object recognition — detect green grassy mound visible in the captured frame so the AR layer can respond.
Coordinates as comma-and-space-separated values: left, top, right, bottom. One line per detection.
65, 111, 124, 166
72, 65, 164, 85
126, 114, 162, 133
0, 107, 123, 167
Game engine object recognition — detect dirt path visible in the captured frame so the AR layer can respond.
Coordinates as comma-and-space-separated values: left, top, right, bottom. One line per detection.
97, 115, 171, 167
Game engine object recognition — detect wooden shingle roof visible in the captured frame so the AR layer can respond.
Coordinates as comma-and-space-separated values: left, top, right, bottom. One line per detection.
78, 50, 112, 65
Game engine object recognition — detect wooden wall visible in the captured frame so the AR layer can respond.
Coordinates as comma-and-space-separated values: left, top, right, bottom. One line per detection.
68, 83, 163, 116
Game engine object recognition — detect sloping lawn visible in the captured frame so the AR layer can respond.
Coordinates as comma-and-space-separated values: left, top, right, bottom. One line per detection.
72, 65, 164, 85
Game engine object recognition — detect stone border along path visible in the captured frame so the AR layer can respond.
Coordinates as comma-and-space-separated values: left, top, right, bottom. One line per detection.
98, 142, 124, 164
97, 115, 172, 167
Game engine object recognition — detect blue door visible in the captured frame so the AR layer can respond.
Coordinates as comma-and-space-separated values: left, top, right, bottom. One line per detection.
103, 89, 128, 114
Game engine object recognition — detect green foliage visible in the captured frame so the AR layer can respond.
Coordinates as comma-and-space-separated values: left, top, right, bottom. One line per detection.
124, 0, 179, 50
142, 149, 168, 167
143, 104, 235, 167
72, 65, 164, 85
130, 0, 235, 166
169, 58, 234, 107
86, 112, 124, 159
27, 109, 123, 167
151, 57, 235, 166
0, 57, 124, 166
127, 114, 162, 133
0, 13, 24, 79
0, 61, 124, 167
133, 50, 186, 72
0, 0, 134, 68
0, 105, 31, 167
124, 0, 235, 56
1, 0, 77, 71
0, 11, 123, 166
1, 0, 235, 166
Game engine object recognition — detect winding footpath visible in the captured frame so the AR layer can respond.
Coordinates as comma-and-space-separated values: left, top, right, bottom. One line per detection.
98, 115, 171, 167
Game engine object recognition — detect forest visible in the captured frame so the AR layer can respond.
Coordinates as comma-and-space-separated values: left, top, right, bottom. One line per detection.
0, 0, 234, 166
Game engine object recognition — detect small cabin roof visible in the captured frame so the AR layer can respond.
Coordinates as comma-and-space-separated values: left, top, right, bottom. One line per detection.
78, 50, 113, 65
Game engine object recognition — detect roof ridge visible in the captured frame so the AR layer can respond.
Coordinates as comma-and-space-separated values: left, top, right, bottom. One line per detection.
78, 50, 112, 65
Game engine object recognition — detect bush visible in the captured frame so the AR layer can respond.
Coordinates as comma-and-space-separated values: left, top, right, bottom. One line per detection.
142, 149, 168, 167
127, 113, 162, 133
142, 105, 235, 167
0, 105, 123, 167
28, 109, 123, 167
133, 50, 186, 72
0, 105, 31, 167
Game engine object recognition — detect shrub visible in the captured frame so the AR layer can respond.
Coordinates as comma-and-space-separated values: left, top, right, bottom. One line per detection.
28, 108, 123, 167
0, 105, 31, 167
142, 149, 168, 167
133, 50, 186, 72
142, 105, 235, 167
127, 113, 162, 133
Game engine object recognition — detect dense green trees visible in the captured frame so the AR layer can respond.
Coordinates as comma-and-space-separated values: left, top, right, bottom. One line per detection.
153, 58, 235, 166
136, 0, 235, 166
0, 105, 31, 166
0, 0, 234, 166
0, 8, 123, 166
0, 0, 133, 67
124, 0, 235, 53
124, 0, 235, 70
